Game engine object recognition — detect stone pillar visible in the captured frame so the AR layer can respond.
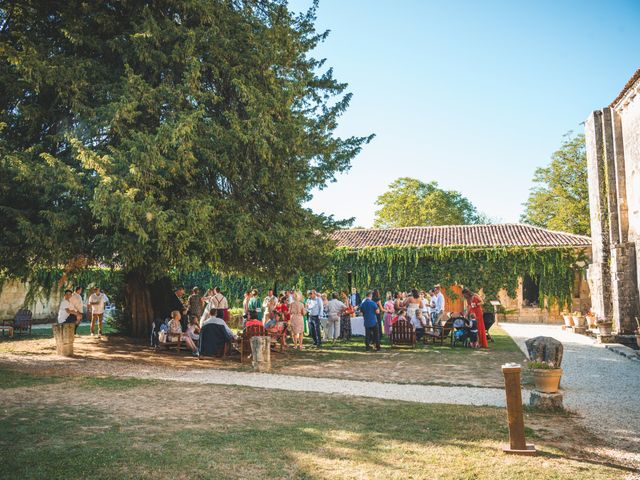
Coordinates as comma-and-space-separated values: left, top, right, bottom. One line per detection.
585, 111, 612, 320
603, 108, 640, 333
610, 242, 640, 333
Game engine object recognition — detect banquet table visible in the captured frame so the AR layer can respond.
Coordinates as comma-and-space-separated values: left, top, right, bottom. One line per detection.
350, 316, 365, 336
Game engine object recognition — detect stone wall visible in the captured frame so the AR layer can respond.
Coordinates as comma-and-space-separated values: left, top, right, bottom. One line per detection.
0, 280, 62, 322
585, 70, 640, 334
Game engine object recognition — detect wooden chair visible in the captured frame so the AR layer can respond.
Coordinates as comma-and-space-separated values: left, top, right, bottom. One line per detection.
390, 319, 416, 348
425, 317, 454, 346
2, 309, 32, 335
266, 322, 290, 354
236, 324, 266, 363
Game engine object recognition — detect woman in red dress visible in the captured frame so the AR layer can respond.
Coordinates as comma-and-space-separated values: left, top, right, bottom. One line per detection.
462, 287, 488, 348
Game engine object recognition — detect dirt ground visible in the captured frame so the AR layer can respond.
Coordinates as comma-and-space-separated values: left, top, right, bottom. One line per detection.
0, 326, 526, 388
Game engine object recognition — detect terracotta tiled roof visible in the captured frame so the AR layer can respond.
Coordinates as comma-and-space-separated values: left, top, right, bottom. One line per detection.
331, 224, 591, 249
610, 68, 640, 109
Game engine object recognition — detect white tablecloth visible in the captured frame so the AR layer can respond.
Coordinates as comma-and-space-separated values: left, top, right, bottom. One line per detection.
350, 316, 365, 336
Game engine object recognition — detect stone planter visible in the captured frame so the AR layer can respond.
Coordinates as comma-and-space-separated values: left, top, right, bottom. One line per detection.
571, 315, 583, 328
597, 322, 613, 335
52, 323, 75, 356
562, 314, 572, 328
532, 368, 562, 394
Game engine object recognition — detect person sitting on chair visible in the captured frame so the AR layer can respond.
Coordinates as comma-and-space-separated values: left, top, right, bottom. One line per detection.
202, 309, 237, 341
168, 310, 199, 357
411, 309, 427, 341
389, 308, 406, 335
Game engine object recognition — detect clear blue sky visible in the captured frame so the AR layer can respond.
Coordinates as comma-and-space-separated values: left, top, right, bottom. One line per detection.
290, 0, 640, 227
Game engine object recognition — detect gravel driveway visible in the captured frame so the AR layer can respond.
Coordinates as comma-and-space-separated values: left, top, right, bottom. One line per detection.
501, 322, 640, 470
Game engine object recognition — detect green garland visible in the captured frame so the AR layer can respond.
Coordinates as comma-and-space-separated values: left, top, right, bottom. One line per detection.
322, 246, 586, 309
10, 246, 586, 313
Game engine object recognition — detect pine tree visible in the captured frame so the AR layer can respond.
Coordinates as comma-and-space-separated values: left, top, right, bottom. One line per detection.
0, 1, 372, 336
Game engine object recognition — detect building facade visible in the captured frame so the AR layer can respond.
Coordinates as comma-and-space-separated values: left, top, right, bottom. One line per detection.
585, 69, 640, 334
332, 224, 591, 324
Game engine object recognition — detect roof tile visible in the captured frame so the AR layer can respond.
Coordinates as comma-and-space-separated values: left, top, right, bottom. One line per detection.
331, 224, 591, 248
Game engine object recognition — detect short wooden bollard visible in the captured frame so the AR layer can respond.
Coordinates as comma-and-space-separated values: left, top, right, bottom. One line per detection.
250, 336, 271, 372
502, 363, 535, 455
52, 323, 75, 357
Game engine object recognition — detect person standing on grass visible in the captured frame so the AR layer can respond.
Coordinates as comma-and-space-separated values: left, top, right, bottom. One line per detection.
70, 286, 84, 323
88, 287, 109, 338
432, 285, 445, 326
187, 287, 203, 320
247, 289, 262, 323
462, 287, 487, 348
289, 292, 306, 350
306, 290, 323, 347
339, 291, 353, 341
383, 292, 395, 336
58, 289, 83, 334
210, 287, 228, 320
325, 292, 345, 344
360, 291, 380, 351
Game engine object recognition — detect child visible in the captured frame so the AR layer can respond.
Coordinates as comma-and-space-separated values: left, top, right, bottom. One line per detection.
467, 313, 479, 348
186, 315, 200, 342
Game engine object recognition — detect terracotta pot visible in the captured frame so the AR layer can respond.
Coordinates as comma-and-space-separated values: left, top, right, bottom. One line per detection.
635, 334, 640, 349
597, 323, 612, 335
572, 315, 583, 327
586, 315, 597, 329
532, 368, 562, 394
562, 315, 572, 327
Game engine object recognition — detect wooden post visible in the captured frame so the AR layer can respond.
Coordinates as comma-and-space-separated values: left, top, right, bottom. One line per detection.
250, 336, 271, 372
52, 323, 75, 357
502, 363, 535, 455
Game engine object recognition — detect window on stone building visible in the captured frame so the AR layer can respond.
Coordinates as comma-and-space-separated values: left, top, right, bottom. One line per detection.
522, 273, 540, 308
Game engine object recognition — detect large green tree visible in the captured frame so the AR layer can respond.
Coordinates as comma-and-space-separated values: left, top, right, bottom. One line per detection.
0, 1, 371, 336
521, 133, 590, 236
373, 177, 488, 228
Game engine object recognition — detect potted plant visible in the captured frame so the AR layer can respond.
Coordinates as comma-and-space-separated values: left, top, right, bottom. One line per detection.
571, 311, 583, 328
528, 360, 562, 393
585, 309, 597, 329
596, 318, 613, 335
561, 310, 572, 328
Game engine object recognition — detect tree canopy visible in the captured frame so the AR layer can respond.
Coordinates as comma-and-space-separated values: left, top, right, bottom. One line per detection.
373, 177, 488, 228
0, 0, 371, 335
520, 133, 590, 236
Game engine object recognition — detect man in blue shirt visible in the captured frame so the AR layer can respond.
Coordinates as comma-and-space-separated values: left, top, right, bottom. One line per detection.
306, 290, 323, 347
359, 291, 380, 351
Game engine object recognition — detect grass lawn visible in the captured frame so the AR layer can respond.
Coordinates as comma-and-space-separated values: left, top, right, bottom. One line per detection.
0, 367, 631, 480
271, 325, 529, 387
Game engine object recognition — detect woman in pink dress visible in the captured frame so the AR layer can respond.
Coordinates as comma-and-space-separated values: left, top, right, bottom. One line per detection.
383, 291, 395, 336
288, 292, 306, 350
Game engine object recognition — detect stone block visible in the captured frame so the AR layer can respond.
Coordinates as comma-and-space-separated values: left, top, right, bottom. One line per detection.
525, 336, 563, 367
596, 334, 617, 344
529, 390, 564, 411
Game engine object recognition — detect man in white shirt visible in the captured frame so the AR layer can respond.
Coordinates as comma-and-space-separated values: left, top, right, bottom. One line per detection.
433, 284, 445, 325
70, 286, 84, 321
88, 287, 109, 338
58, 290, 82, 333
325, 292, 345, 342
210, 287, 229, 319
202, 309, 237, 340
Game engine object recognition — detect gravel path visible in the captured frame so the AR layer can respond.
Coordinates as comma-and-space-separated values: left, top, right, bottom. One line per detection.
501, 323, 640, 469
129, 367, 522, 407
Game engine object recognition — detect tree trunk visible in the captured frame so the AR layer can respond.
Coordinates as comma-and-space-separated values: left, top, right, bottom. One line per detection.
124, 271, 154, 338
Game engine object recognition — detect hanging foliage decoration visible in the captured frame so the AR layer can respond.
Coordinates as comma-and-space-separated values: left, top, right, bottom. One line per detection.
11, 246, 586, 317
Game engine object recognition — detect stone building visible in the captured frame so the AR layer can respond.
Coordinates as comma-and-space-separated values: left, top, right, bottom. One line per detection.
331, 224, 591, 323
585, 68, 640, 335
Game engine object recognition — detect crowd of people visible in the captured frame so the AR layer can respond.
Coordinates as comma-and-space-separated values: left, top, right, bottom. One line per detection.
56, 282, 489, 354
